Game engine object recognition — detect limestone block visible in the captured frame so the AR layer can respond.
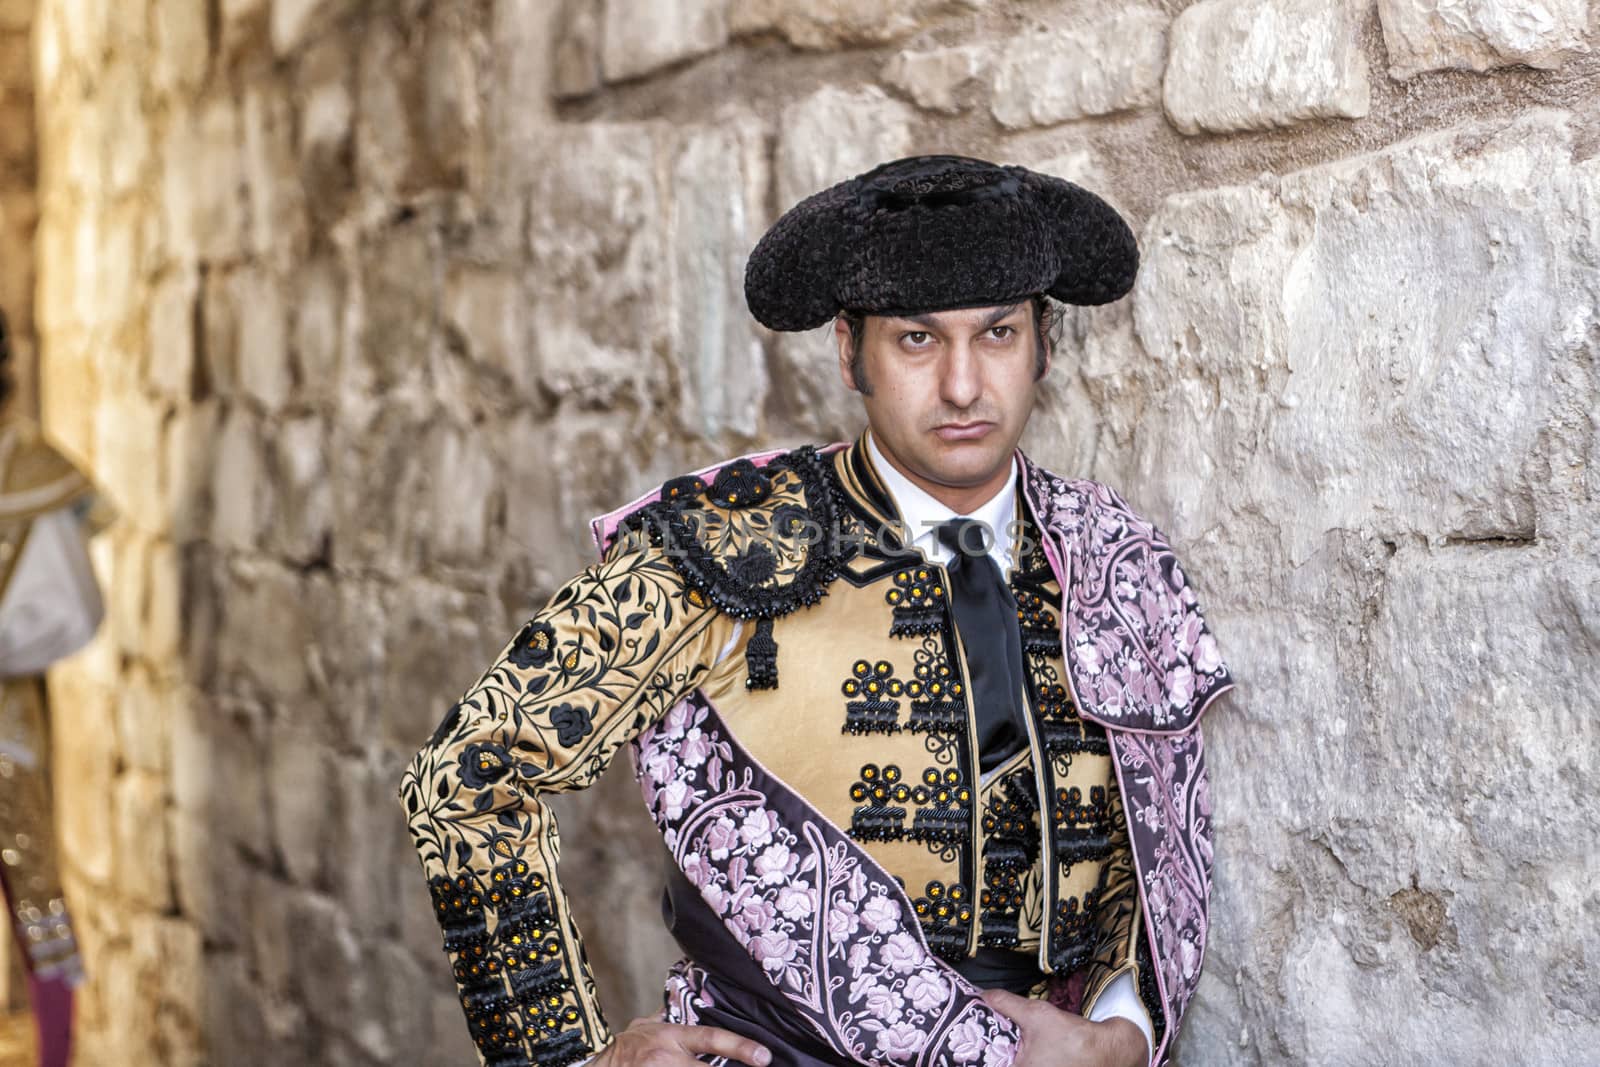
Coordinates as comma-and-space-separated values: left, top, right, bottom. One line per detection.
272, 414, 333, 564
48, 671, 116, 883
291, 256, 345, 401
369, 944, 427, 1064
169, 703, 268, 895
325, 757, 407, 941
770, 327, 860, 442
267, 717, 334, 886
151, 0, 211, 97
883, 43, 986, 113
443, 264, 530, 394
990, 6, 1168, 129
41, 0, 106, 70
211, 406, 268, 551
202, 268, 241, 397
776, 85, 913, 208
357, 219, 437, 395
113, 772, 174, 910
329, 405, 433, 575
600, 0, 728, 83
235, 267, 292, 410
146, 266, 199, 399
1164, 0, 1370, 135
732, 0, 986, 49
270, 0, 356, 55
97, 59, 151, 196
1378, 0, 1591, 79
93, 393, 166, 535
161, 98, 247, 263
1193, 543, 1600, 1064
114, 665, 170, 776
105, 530, 148, 658
1125, 111, 1587, 563
670, 115, 770, 441
421, 4, 481, 188
354, 17, 418, 198
423, 421, 496, 565
212, 560, 330, 700
243, 83, 307, 260
525, 122, 670, 405
486, 0, 559, 198
289, 889, 364, 1028
493, 411, 580, 583
79, 209, 139, 343
297, 39, 354, 216
164, 398, 219, 543
145, 539, 184, 661
552, 0, 602, 99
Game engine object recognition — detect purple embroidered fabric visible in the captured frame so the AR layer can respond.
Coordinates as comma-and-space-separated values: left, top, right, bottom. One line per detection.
1019, 459, 1233, 1064
634, 694, 1023, 1067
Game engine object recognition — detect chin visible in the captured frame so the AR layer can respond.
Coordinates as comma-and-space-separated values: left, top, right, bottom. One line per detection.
923, 443, 1009, 484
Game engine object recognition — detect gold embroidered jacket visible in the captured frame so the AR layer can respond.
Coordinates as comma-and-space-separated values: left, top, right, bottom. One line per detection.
399, 434, 1233, 1067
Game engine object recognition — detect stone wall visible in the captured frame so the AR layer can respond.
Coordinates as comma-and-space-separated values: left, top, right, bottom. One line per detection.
27, 0, 1600, 1064
0, 0, 36, 417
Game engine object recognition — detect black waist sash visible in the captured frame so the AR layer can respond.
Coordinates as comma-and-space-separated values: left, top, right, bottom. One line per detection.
661, 867, 1045, 1065
662, 867, 854, 1066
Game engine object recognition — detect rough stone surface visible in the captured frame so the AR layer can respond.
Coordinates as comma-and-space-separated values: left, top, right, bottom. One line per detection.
600, 0, 728, 83
990, 7, 1168, 128
1081, 109, 1600, 1062
732, 0, 987, 49
1165, 0, 1372, 134
669, 115, 770, 440
775, 85, 914, 208
1378, 0, 1592, 79
24, 1, 1600, 1064
882, 43, 987, 113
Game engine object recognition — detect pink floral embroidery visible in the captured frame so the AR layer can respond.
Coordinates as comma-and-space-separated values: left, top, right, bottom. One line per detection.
1021, 455, 1233, 1067
634, 694, 1021, 1067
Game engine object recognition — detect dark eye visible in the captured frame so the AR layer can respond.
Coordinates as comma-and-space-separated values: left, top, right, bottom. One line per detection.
989, 325, 1015, 340
902, 331, 931, 346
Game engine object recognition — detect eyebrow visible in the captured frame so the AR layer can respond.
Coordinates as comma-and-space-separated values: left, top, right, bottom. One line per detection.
891, 303, 1025, 332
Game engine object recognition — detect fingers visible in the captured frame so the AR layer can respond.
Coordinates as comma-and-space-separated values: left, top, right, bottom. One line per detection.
673, 1024, 773, 1066
981, 987, 1029, 1014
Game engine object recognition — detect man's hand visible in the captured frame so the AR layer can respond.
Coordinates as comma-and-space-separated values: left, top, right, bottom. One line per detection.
590, 1015, 772, 1067
981, 989, 1148, 1067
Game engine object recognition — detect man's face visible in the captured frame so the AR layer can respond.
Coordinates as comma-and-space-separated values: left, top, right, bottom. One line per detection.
836, 301, 1047, 499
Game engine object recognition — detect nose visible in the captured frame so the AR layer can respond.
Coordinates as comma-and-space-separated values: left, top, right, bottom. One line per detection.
938, 341, 982, 411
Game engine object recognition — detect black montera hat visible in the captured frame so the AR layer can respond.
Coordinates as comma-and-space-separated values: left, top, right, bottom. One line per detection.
744, 154, 1138, 332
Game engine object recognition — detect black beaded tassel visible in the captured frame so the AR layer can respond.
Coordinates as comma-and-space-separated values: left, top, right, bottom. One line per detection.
745, 616, 779, 690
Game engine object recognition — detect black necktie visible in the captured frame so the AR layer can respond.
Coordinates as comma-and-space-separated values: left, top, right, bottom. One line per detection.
936, 518, 1028, 772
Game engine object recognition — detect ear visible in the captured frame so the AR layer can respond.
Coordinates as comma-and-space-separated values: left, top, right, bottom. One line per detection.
836, 316, 859, 393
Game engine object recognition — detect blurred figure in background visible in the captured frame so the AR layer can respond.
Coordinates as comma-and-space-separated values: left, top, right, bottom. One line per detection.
0, 307, 111, 1067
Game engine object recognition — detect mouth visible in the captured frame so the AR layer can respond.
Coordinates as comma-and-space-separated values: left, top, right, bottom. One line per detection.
933, 421, 995, 442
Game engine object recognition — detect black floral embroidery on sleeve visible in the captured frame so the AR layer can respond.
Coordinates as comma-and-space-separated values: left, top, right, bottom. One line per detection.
548, 704, 594, 748
508, 621, 558, 670
460, 743, 515, 788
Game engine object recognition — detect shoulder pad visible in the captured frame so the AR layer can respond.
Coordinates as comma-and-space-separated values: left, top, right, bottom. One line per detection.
611, 445, 845, 621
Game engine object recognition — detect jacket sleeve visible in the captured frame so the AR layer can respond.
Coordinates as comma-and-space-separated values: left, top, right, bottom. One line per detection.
1078, 781, 1160, 1046
398, 536, 722, 1067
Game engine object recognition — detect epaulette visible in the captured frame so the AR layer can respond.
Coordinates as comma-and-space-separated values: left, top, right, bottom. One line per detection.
612, 445, 847, 690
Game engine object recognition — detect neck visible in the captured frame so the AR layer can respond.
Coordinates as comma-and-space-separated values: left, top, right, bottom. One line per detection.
867, 432, 1014, 516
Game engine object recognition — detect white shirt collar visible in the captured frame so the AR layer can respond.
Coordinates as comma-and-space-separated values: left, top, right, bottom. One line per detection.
864, 429, 1018, 573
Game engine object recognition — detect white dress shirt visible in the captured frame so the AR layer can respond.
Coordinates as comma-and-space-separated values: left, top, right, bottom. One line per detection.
864, 430, 1155, 1065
